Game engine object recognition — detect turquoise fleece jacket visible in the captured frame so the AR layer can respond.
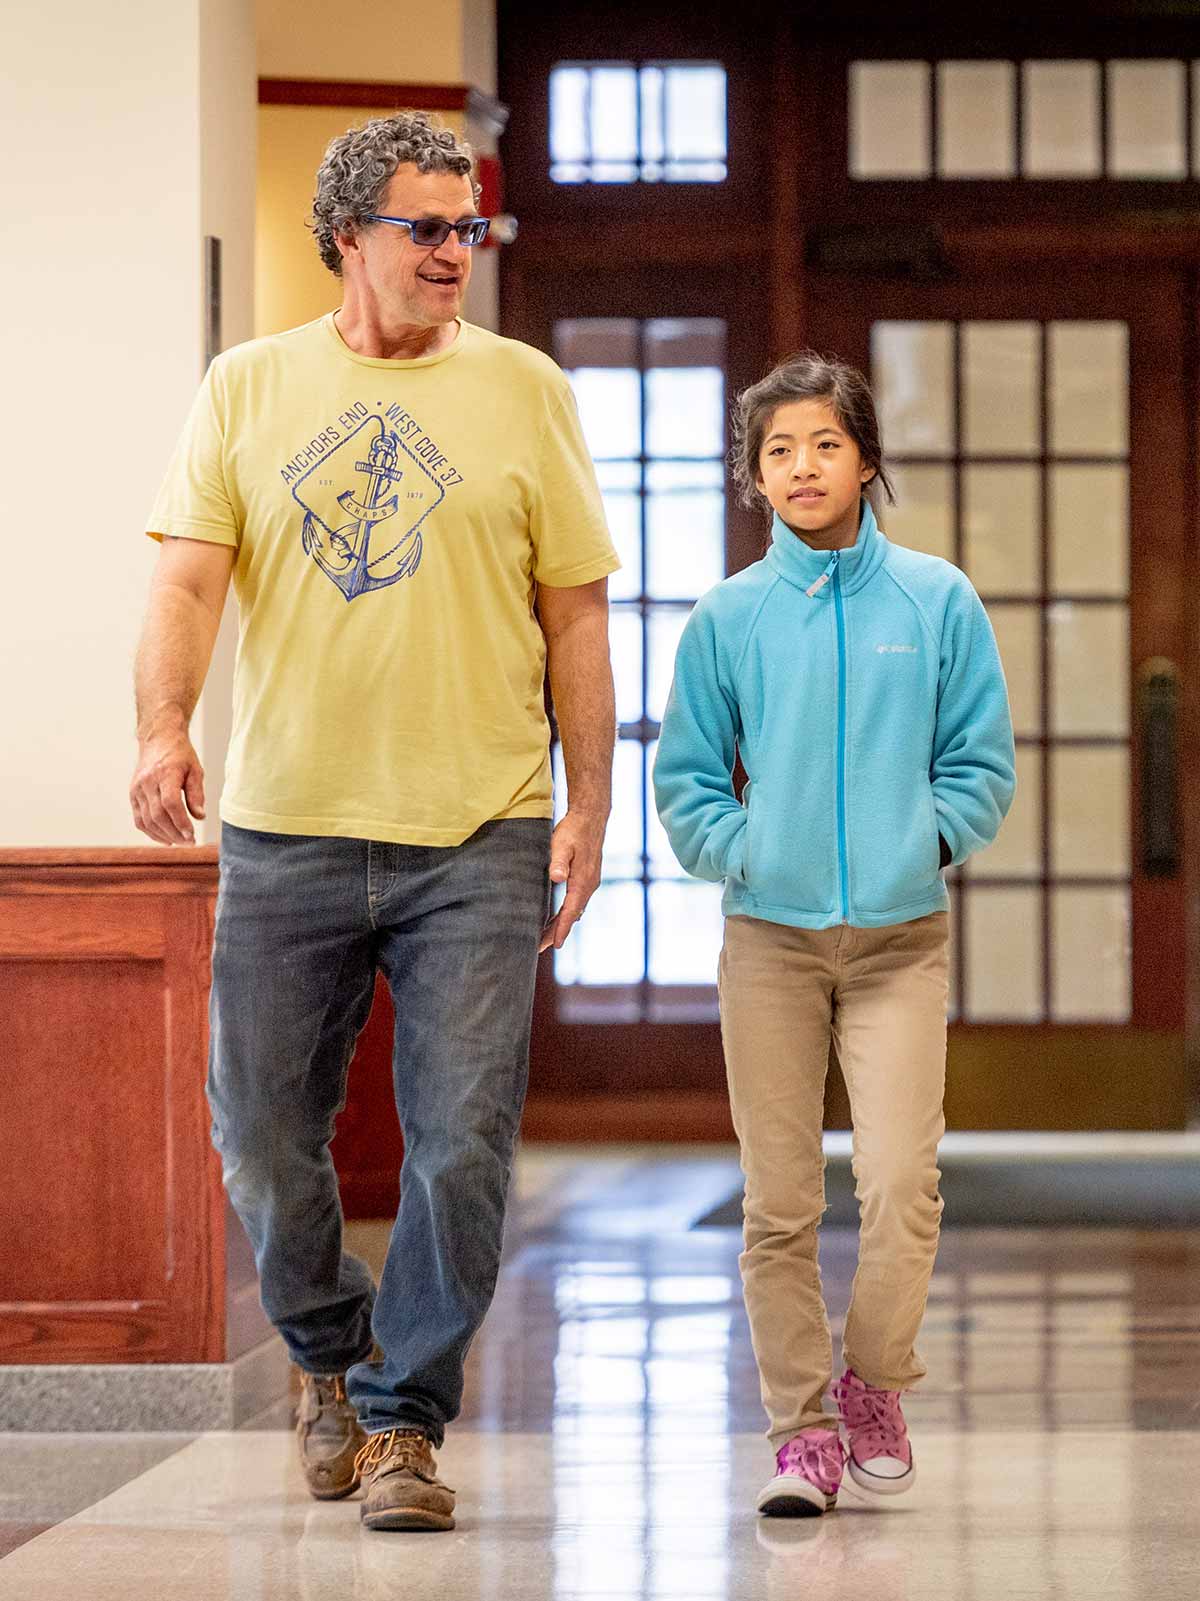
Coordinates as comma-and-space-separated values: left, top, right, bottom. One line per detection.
653, 502, 1016, 929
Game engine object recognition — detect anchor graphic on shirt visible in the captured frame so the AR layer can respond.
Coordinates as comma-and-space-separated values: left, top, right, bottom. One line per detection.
293, 414, 445, 601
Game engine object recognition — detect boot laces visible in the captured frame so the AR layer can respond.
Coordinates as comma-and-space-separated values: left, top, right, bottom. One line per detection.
354, 1428, 431, 1480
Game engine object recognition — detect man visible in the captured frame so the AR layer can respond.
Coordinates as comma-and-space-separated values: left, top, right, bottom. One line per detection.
130, 112, 617, 1533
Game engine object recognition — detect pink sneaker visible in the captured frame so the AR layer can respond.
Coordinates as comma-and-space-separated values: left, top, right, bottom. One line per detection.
832, 1368, 915, 1495
757, 1426, 844, 1517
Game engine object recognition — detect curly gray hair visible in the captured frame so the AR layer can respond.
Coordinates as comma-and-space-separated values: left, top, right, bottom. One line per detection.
311, 111, 481, 276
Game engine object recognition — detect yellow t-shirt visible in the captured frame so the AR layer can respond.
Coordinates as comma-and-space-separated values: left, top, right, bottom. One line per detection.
147, 315, 619, 845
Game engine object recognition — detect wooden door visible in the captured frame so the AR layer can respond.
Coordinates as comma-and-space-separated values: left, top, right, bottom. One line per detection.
518, 268, 766, 1138
804, 264, 1194, 1127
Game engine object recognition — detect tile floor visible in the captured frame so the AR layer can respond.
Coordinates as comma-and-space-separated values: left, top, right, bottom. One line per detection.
2, 1144, 1199, 1599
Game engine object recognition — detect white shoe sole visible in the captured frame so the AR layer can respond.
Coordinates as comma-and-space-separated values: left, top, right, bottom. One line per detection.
846, 1457, 916, 1497
757, 1474, 837, 1517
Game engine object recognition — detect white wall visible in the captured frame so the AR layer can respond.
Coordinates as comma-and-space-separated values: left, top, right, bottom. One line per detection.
199, 0, 258, 838
0, 0, 256, 846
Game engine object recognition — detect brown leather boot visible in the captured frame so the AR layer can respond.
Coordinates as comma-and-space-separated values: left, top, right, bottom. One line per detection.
296, 1370, 366, 1500
356, 1429, 456, 1532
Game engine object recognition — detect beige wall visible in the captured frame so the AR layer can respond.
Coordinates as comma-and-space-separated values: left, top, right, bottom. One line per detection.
0, 0, 256, 846
256, 0, 467, 83
0, 0, 498, 845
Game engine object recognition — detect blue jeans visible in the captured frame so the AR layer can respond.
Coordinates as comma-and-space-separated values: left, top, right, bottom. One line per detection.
207, 819, 551, 1445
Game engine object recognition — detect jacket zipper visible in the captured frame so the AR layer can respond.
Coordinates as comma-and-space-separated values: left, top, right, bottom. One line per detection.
832, 555, 849, 921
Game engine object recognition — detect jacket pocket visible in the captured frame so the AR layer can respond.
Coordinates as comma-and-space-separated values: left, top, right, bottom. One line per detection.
739, 780, 838, 914
732, 781, 754, 884
854, 780, 942, 916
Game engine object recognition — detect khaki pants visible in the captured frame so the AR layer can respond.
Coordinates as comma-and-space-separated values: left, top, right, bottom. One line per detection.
718, 911, 949, 1446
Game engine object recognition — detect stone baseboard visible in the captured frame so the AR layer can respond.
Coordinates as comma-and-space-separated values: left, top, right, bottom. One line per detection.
0, 1334, 289, 1433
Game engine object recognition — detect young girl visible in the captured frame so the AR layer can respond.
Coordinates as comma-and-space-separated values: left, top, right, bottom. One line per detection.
653, 353, 1014, 1517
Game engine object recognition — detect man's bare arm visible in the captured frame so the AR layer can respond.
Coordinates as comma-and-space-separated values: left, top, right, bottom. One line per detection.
536, 576, 615, 952
131, 536, 235, 844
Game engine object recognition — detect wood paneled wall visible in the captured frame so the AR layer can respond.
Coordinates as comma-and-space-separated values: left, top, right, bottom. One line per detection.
0, 850, 227, 1364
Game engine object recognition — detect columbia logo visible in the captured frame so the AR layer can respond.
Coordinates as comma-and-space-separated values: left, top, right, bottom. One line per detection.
877, 644, 918, 655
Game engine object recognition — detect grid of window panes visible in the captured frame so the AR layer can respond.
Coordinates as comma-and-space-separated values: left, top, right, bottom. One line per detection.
850, 60, 1200, 180
550, 63, 727, 183
552, 319, 728, 1021
872, 319, 1132, 1023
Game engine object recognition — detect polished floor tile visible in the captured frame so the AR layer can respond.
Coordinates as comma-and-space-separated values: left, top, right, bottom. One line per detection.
2, 1428, 1198, 1600
2, 1144, 1199, 1598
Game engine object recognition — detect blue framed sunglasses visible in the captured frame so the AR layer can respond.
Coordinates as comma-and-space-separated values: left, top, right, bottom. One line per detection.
366, 214, 491, 247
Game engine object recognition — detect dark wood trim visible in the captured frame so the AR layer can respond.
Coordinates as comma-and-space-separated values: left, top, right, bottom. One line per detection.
0, 846, 218, 898
257, 77, 509, 136
523, 1093, 735, 1142
524, 1023, 1188, 1140
259, 77, 467, 110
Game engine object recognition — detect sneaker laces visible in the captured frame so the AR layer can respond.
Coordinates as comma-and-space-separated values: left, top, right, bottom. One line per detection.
353, 1428, 433, 1481
777, 1429, 845, 1496
832, 1376, 909, 1461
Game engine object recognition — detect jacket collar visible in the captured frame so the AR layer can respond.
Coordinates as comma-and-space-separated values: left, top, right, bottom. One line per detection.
765, 499, 888, 597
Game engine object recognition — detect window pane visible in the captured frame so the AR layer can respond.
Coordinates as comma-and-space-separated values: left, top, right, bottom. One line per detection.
1023, 62, 1102, 177
850, 62, 931, 177
645, 740, 688, 879
550, 68, 589, 163
641, 67, 665, 162
664, 66, 727, 162
873, 322, 954, 456
1048, 322, 1128, 457
589, 67, 638, 161
1051, 747, 1130, 877
596, 461, 642, 603
663, 160, 727, 182
645, 318, 726, 368
1051, 888, 1131, 1022
1050, 465, 1129, 597
550, 63, 726, 185
1109, 60, 1187, 178
1049, 602, 1129, 737
569, 368, 641, 460
965, 746, 1042, 879
646, 367, 724, 458
555, 882, 645, 985
610, 605, 644, 724
989, 605, 1041, 737
590, 162, 639, 183
938, 61, 1016, 177
965, 888, 1043, 1021
964, 465, 1040, 596
884, 465, 954, 562
963, 323, 1040, 456
646, 462, 725, 599
602, 738, 647, 879
555, 318, 638, 368
647, 606, 691, 723
648, 880, 724, 983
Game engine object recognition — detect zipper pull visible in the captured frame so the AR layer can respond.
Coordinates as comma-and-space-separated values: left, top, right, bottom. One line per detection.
805, 552, 838, 599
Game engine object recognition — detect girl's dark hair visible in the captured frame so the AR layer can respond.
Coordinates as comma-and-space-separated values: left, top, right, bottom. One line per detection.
731, 350, 897, 514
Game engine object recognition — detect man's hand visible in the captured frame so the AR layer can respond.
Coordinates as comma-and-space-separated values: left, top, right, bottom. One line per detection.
540, 808, 606, 953
130, 717, 206, 845
130, 536, 233, 846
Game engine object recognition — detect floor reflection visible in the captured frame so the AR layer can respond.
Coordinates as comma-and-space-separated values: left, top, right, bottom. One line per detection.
1, 1144, 1198, 1599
